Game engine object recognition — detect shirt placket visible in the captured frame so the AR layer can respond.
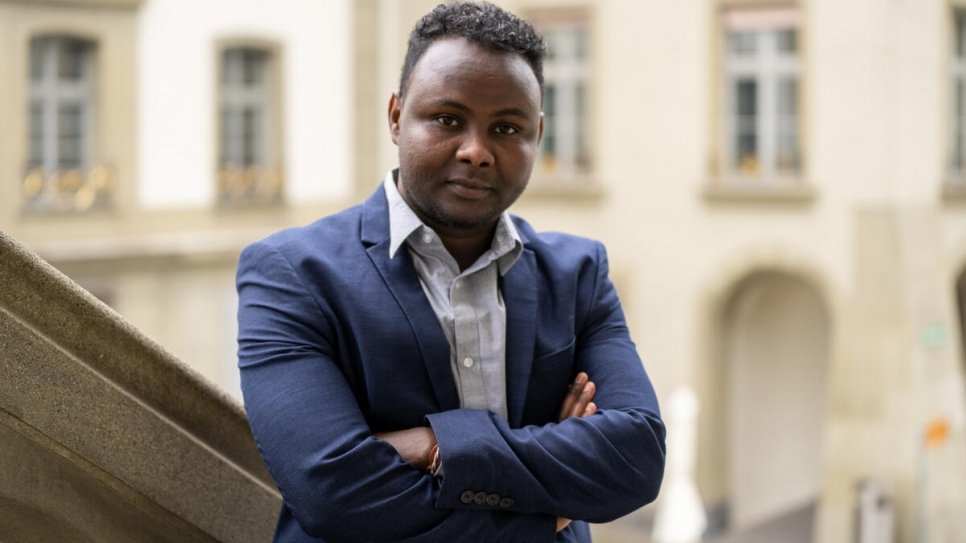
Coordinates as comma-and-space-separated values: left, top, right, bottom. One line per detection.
451, 274, 486, 410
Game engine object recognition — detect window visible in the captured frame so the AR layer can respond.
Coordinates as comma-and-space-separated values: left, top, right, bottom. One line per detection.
24, 36, 110, 213
950, 11, 966, 189
534, 14, 591, 181
722, 8, 801, 183
217, 45, 282, 205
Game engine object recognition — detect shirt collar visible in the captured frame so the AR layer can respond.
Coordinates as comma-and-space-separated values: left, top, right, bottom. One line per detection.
383, 169, 523, 275
385, 170, 424, 259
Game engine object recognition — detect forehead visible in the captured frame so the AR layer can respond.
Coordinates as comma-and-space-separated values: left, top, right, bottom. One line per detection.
406, 37, 541, 111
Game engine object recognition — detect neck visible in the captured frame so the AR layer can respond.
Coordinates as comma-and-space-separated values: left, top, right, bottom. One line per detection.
434, 222, 496, 272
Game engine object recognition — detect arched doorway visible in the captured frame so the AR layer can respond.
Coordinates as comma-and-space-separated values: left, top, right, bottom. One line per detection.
718, 271, 830, 534
956, 268, 966, 368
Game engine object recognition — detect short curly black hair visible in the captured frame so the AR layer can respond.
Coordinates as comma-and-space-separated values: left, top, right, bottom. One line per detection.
398, 1, 547, 99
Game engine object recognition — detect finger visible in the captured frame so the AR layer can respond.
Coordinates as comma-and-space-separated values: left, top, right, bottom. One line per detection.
582, 401, 597, 417
557, 372, 588, 421
569, 380, 596, 418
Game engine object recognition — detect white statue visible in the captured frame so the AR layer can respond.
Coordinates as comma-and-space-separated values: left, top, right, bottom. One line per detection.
652, 384, 707, 543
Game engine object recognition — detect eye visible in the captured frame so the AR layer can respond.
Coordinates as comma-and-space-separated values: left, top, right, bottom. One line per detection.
435, 115, 460, 127
494, 124, 519, 136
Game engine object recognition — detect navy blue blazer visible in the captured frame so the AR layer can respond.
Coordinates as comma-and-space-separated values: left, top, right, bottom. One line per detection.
237, 185, 665, 542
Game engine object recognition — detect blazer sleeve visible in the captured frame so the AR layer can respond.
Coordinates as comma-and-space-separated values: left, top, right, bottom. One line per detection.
237, 240, 558, 543
426, 242, 666, 522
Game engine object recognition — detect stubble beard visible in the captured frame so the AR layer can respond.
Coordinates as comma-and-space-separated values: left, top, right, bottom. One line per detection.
419, 197, 501, 231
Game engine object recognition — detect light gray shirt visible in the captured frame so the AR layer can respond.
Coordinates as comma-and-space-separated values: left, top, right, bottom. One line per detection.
384, 170, 522, 420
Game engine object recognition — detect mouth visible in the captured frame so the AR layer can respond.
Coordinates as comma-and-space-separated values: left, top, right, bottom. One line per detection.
446, 178, 492, 199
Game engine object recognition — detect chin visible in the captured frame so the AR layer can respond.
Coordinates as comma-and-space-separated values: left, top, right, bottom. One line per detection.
435, 211, 500, 231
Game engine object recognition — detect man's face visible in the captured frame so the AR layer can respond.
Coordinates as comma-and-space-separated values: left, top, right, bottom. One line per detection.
389, 37, 543, 233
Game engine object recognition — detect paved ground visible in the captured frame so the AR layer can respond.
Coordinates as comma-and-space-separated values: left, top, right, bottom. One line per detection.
589, 502, 815, 543
712, 504, 815, 543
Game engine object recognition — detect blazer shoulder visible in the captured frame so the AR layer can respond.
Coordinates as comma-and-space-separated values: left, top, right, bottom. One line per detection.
242, 203, 365, 259
510, 214, 604, 263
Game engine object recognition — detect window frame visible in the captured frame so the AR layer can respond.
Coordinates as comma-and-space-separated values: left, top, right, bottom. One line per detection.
708, 3, 813, 201
214, 39, 284, 207
947, 8, 966, 197
29, 36, 96, 173
22, 34, 112, 213
721, 8, 801, 184
526, 8, 598, 193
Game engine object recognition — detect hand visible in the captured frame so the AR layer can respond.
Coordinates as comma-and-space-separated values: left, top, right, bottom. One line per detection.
556, 372, 597, 532
557, 371, 597, 422
373, 427, 437, 472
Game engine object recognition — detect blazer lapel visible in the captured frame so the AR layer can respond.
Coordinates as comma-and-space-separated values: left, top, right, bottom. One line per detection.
360, 186, 460, 412
502, 248, 538, 428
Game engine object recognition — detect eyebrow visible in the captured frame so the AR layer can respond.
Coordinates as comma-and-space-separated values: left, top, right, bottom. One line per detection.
426, 99, 533, 120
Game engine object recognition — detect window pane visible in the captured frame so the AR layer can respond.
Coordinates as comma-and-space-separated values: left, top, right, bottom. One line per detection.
242, 107, 261, 165
576, 81, 588, 167
728, 32, 757, 56
541, 84, 556, 158
58, 104, 83, 168
735, 79, 757, 116
220, 107, 234, 164
777, 77, 799, 174
222, 49, 238, 83
776, 29, 797, 55
29, 104, 44, 167
959, 13, 966, 59
544, 31, 558, 61
957, 81, 966, 171
242, 50, 266, 86
573, 27, 587, 60
777, 124, 799, 173
778, 77, 797, 116
58, 39, 88, 81
733, 79, 758, 173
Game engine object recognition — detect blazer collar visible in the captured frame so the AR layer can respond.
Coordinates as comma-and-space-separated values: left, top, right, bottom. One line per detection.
360, 183, 538, 426
502, 248, 538, 427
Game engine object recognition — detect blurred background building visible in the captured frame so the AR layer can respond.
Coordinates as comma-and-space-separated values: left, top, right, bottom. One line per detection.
1, 0, 965, 542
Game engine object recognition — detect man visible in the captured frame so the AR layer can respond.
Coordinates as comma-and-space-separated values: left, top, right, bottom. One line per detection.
236, 3, 665, 542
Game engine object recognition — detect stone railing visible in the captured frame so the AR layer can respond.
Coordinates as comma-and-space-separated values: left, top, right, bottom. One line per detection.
0, 230, 280, 542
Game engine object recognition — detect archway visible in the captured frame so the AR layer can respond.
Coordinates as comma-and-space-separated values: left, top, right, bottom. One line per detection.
718, 271, 830, 534
956, 268, 966, 367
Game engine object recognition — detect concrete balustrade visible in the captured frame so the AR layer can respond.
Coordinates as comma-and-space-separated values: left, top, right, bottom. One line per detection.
0, 230, 280, 542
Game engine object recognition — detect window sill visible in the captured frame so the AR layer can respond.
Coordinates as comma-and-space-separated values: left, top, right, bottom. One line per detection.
521, 175, 605, 201
26, 0, 144, 8
702, 179, 815, 204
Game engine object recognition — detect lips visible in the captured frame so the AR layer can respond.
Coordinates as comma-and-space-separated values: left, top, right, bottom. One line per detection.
446, 178, 492, 199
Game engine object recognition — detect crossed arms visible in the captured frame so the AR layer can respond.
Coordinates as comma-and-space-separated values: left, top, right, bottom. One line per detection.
374, 371, 599, 533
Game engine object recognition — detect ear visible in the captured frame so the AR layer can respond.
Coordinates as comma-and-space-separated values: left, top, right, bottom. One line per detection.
537, 111, 545, 145
388, 93, 402, 145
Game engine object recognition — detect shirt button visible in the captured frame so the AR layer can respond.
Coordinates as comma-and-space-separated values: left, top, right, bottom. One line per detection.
422, 233, 432, 243
463, 357, 474, 368
460, 490, 475, 504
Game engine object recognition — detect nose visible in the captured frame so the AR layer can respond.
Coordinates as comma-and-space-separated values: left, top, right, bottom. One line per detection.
455, 129, 494, 168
